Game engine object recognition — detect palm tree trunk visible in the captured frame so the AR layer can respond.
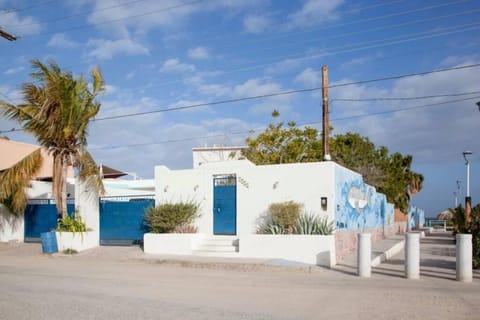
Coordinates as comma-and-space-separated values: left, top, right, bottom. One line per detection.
61, 160, 68, 218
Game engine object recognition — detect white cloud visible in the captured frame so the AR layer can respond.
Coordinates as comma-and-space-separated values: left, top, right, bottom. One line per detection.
188, 46, 210, 60
87, 38, 149, 60
294, 68, 319, 87
233, 78, 294, 116
47, 33, 79, 48
161, 58, 195, 73
287, 0, 344, 29
244, 14, 270, 33
233, 78, 282, 97
330, 61, 480, 163
1, 11, 41, 35
84, 0, 201, 36
3, 66, 24, 75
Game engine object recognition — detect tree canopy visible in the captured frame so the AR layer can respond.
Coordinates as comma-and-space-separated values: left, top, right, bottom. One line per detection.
0, 59, 105, 217
243, 115, 423, 212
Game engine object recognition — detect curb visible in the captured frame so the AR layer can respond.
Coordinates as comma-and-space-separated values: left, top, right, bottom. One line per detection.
371, 239, 405, 267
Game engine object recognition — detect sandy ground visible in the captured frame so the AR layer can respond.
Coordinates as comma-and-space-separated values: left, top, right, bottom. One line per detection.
0, 233, 479, 319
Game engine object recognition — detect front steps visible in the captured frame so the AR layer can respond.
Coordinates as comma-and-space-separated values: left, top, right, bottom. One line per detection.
193, 236, 239, 257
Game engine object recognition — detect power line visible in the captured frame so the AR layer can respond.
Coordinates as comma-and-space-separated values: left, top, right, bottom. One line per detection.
90, 95, 480, 151
209, 0, 470, 50
6, 0, 148, 28
17, 0, 203, 38
234, 8, 480, 56
2, 63, 479, 134
0, 0, 57, 15
331, 90, 480, 102
330, 96, 480, 122
328, 63, 480, 89
93, 63, 480, 121
96, 22, 480, 95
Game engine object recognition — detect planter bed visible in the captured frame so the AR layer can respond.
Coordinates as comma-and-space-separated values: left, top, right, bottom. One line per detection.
56, 231, 98, 252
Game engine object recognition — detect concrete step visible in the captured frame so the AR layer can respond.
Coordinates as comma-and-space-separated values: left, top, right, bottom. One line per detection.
194, 236, 239, 255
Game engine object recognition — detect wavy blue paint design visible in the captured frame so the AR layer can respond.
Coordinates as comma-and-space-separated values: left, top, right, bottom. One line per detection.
408, 205, 425, 229
335, 165, 394, 230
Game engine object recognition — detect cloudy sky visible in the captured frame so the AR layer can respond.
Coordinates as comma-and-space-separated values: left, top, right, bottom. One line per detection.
1, 0, 479, 216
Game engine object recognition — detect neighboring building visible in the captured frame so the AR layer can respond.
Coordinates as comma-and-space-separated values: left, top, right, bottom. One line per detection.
0, 138, 59, 180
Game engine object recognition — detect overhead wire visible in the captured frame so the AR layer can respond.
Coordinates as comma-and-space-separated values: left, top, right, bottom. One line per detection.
17, 0, 203, 38
90, 95, 480, 151
207, 0, 470, 49
0, 0, 58, 15
2, 63, 479, 134
331, 90, 480, 102
5, 0, 148, 28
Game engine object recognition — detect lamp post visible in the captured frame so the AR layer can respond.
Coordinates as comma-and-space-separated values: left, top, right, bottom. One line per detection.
463, 151, 472, 223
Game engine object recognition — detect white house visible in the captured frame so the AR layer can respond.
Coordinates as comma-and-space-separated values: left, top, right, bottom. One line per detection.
146, 146, 396, 267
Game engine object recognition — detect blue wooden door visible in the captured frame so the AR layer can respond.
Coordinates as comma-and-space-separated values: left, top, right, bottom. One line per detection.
99, 197, 154, 245
24, 200, 74, 242
213, 176, 237, 235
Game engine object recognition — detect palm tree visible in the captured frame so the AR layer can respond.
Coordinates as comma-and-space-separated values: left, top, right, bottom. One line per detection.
0, 59, 105, 218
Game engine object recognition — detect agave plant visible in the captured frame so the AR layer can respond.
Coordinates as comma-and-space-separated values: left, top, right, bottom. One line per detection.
294, 213, 334, 235
259, 222, 286, 234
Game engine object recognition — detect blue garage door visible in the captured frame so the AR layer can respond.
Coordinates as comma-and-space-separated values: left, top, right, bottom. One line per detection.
24, 199, 75, 242
99, 195, 154, 245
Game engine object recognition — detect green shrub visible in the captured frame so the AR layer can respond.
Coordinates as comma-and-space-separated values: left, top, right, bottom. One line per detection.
267, 201, 302, 233
57, 214, 87, 233
295, 213, 334, 235
144, 200, 200, 233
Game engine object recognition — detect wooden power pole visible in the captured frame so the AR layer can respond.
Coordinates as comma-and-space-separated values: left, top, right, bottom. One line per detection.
322, 65, 331, 161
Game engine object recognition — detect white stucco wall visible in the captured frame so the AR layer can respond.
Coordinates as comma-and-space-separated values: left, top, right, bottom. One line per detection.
155, 160, 336, 236
0, 205, 24, 242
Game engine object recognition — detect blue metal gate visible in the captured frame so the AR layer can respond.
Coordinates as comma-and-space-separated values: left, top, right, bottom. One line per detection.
99, 195, 154, 245
213, 175, 237, 235
24, 199, 75, 242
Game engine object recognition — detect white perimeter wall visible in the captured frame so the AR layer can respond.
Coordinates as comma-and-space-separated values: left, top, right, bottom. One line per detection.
0, 205, 24, 242
155, 160, 336, 236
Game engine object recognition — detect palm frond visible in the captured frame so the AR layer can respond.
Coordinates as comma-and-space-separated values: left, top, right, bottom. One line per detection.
0, 149, 42, 215
77, 149, 105, 196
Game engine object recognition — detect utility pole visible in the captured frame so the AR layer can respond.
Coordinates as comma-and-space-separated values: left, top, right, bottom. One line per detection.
322, 65, 331, 161
0, 28, 17, 41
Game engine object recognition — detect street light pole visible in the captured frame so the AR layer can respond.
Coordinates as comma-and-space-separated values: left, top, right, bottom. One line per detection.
463, 151, 472, 223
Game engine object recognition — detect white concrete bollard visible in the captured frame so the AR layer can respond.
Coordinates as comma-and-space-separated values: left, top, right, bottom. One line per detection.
456, 234, 472, 282
405, 232, 420, 279
357, 233, 371, 278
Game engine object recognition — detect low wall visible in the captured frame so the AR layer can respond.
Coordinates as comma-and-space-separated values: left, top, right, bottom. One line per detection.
144, 233, 206, 255
0, 206, 24, 242
56, 231, 98, 252
335, 222, 406, 262
239, 234, 336, 267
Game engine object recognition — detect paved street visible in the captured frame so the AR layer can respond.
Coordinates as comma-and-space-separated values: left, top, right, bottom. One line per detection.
0, 234, 479, 320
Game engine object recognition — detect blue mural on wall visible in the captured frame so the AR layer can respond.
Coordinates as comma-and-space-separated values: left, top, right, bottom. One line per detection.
408, 206, 425, 230
335, 165, 394, 231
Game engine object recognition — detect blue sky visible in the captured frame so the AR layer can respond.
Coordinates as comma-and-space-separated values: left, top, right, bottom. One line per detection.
1, 0, 479, 216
